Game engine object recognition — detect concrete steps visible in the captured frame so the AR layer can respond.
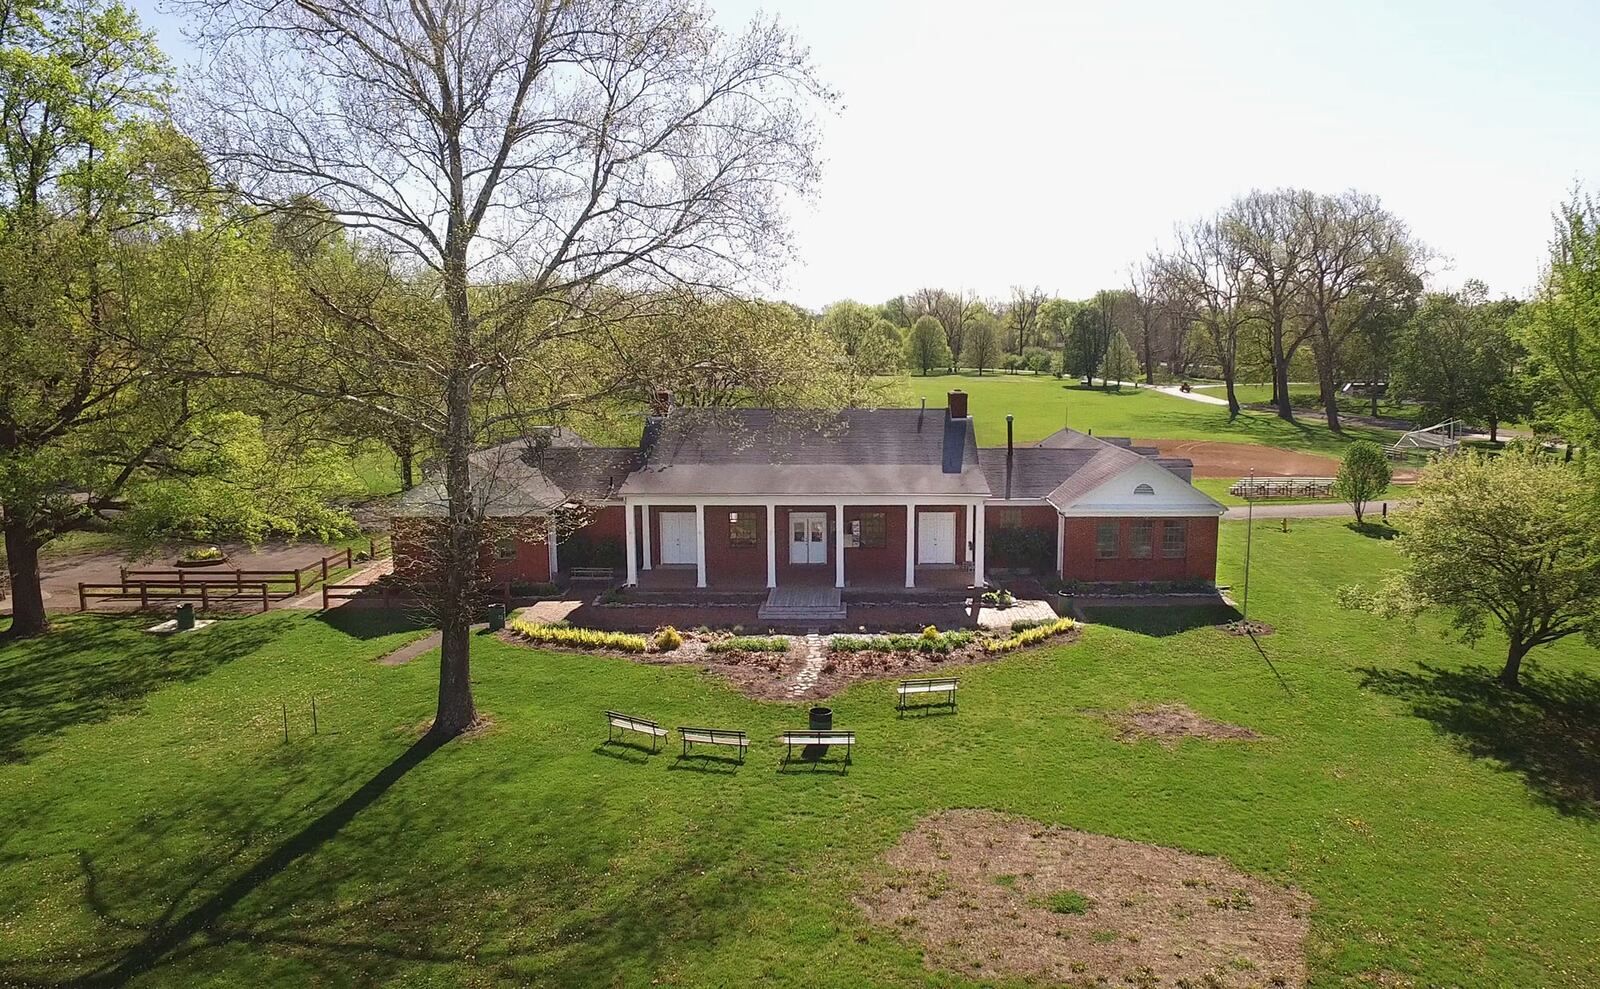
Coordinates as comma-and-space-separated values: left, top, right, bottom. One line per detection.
759, 585, 846, 621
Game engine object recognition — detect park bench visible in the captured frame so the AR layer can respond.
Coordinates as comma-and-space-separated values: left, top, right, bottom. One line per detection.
897, 677, 958, 710
604, 710, 668, 751
568, 567, 617, 583
677, 726, 748, 761
778, 730, 855, 763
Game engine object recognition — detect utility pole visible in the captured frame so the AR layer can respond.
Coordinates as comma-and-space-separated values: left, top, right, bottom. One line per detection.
1242, 467, 1255, 623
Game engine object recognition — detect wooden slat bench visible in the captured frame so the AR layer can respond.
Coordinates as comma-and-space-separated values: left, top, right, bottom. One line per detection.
569, 567, 616, 583
897, 677, 958, 710
605, 711, 668, 751
778, 730, 855, 763
677, 726, 748, 761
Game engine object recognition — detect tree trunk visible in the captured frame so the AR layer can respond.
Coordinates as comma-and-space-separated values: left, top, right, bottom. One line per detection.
398, 444, 415, 491
1224, 375, 1240, 419
1489, 418, 1499, 444
1319, 357, 1342, 434
2, 515, 50, 638
1271, 348, 1294, 421
1499, 640, 1529, 688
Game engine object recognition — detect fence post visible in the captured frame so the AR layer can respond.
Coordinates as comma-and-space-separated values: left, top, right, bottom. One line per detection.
322, 557, 330, 583
139, 582, 148, 609
178, 570, 187, 594
201, 583, 209, 612
345, 547, 353, 570
260, 582, 269, 613
235, 569, 242, 591
79, 583, 88, 611
322, 584, 330, 610
293, 569, 302, 595
370, 536, 377, 560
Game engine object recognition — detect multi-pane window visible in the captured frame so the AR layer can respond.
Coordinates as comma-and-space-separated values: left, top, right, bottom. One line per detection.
1162, 521, 1187, 558
857, 512, 888, 549
728, 512, 759, 548
1129, 520, 1154, 559
1096, 521, 1119, 559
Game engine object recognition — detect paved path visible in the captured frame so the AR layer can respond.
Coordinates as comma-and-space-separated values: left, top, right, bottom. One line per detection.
787, 633, 826, 698
1153, 384, 1230, 406
515, 598, 584, 624
1224, 500, 1414, 520
977, 598, 1057, 629
377, 622, 488, 666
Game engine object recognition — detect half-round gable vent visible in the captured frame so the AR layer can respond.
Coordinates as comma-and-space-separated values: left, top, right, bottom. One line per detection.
1133, 483, 1156, 495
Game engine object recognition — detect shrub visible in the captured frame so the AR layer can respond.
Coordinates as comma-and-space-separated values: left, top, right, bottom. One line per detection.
707, 635, 788, 653
181, 545, 225, 562
1008, 618, 1045, 633
510, 580, 559, 598
829, 635, 875, 652
981, 588, 1015, 609
653, 625, 684, 651
507, 619, 648, 653
985, 617, 1077, 653
920, 625, 940, 641
829, 630, 974, 654
989, 525, 1055, 572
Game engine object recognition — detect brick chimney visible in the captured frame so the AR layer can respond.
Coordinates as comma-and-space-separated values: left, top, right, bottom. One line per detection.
947, 389, 968, 420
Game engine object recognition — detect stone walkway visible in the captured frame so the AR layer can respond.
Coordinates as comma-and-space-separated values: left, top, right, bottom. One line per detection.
787, 632, 826, 698
976, 598, 1057, 629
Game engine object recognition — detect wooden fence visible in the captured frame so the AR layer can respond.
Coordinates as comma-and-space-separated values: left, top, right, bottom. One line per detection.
79, 580, 273, 613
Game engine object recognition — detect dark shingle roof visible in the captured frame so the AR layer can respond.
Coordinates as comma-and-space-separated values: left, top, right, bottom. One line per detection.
621, 408, 989, 497
977, 448, 1096, 500
393, 441, 637, 517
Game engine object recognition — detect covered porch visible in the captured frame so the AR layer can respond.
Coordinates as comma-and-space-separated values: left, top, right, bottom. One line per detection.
623, 497, 988, 592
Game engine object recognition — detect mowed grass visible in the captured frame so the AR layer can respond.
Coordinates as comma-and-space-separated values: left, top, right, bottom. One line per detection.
895, 372, 1400, 453
2, 521, 1598, 986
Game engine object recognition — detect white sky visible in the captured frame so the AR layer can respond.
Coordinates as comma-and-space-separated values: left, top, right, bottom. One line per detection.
136, 0, 1600, 307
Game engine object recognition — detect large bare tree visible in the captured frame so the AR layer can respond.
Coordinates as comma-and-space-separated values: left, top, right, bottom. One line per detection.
1225, 189, 1310, 421
1159, 217, 1253, 416
181, 0, 832, 738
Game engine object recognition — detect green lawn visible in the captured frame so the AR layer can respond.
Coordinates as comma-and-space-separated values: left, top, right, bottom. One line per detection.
2, 520, 1597, 986
896, 373, 1401, 453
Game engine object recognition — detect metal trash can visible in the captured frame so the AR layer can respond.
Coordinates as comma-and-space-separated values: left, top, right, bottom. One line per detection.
486, 603, 506, 632
808, 707, 833, 731
176, 603, 195, 631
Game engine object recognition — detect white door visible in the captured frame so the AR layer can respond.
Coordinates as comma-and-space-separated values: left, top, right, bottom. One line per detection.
659, 511, 697, 565
917, 511, 957, 564
789, 512, 827, 565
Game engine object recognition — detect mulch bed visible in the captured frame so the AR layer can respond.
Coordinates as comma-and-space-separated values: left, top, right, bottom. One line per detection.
859, 809, 1312, 988
1218, 619, 1276, 637
1096, 703, 1262, 748
807, 626, 1082, 699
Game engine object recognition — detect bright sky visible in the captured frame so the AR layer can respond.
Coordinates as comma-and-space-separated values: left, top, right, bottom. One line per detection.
135, 0, 1600, 308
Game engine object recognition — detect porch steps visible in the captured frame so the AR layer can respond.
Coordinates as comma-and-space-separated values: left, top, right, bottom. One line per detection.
759, 585, 846, 622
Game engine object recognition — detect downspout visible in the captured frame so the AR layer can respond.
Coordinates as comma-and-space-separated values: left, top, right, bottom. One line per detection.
1005, 414, 1014, 500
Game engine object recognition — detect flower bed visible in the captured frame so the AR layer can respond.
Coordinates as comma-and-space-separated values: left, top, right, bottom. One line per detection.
706, 635, 788, 654
507, 619, 648, 653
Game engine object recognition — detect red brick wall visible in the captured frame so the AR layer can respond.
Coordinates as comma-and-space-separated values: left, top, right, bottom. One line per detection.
1060, 516, 1218, 583
390, 516, 552, 584
984, 504, 1059, 570
703, 505, 768, 584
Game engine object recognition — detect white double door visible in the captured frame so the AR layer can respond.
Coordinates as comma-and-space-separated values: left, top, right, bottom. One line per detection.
917, 511, 958, 564
659, 511, 697, 565
789, 511, 828, 565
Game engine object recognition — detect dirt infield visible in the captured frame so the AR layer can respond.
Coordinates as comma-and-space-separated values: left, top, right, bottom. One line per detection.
1138, 438, 1340, 478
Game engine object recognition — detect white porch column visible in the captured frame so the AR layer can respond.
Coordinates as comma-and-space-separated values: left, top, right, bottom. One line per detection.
1056, 513, 1066, 577
835, 502, 845, 588
766, 503, 777, 588
624, 502, 638, 586
973, 501, 986, 589
694, 502, 707, 588
641, 504, 652, 570
965, 504, 976, 563
547, 516, 559, 577
904, 502, 916, 588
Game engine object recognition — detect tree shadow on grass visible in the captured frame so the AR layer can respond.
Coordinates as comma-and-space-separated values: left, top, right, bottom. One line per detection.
61, 733, 448, 988
1359, 663, 1600, 818
312, 607, 430, 641
1346, 521, 1399, 540
0, 616, 286, 764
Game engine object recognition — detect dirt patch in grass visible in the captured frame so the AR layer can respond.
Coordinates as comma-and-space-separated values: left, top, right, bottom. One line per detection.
1218, 619, 1276, 637
1100, 703, 1263, 748
859, 809, 1311, 988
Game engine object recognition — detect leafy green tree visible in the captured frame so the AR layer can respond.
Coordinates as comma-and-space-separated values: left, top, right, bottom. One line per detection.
854, 317, 903, 375
1393, 282, 1526, 437
1038, 298, 1076, 377
1342, 449, 1600, 687
904, 315, 950, 375
819, 300, 878, 358
963, 311, 1002, 375
1519, 191, 1600, 446
878, 295, 911, 328
0, 0, 311, 635
1331, 441, 1392, 523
